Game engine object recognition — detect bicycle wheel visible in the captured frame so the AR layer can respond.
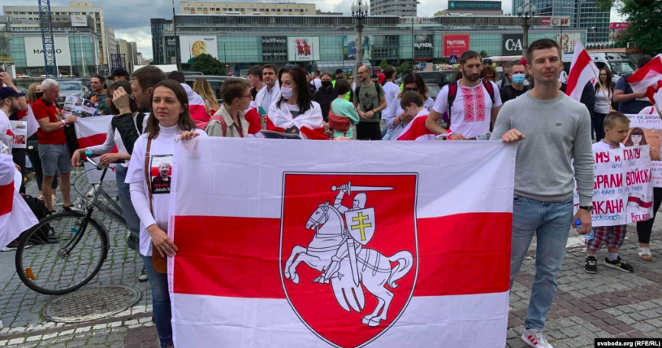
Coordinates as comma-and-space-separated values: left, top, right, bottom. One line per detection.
15, 211, 109, 295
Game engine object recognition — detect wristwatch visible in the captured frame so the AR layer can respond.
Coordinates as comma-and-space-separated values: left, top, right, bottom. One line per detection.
579, 205, 593, 212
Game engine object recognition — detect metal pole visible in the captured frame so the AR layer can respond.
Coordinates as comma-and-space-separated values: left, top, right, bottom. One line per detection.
411, 18, 414, 63
355, 20, 363, 82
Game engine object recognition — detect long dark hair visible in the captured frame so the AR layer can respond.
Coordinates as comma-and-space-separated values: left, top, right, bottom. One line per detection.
598, 67, 614, 97
625, 127, 647, 146
107, 80, 137, 115
398, 72, 428, 99
145, 79, 196, 139
277, 67, 313, 113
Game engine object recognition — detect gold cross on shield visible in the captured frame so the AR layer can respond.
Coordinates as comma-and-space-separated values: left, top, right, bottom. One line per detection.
351, 212, 372, 242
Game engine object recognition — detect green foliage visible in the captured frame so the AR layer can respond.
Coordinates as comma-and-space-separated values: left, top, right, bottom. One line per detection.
190, 54, 226, 75
479, 50, 489, 58
617, 0, 662, 55
379, 59, 389, 71
397, 61, 412, 75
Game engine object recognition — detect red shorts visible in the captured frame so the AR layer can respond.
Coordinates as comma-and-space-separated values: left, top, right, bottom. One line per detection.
586, 225, 627, 250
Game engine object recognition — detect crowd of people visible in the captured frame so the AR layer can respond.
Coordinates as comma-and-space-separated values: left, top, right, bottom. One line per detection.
1, 37, 660, 348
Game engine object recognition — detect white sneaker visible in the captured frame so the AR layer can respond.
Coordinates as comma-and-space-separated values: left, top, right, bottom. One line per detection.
521, 328, 553, 348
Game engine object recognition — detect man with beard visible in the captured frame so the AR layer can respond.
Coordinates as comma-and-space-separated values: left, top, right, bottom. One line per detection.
0, 87, 24, 144
353, 64, 386, 140
425, 50, 502, 140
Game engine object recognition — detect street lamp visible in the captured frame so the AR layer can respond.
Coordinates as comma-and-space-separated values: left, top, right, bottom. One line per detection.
517, 0, 536, 53
351, 0, 368, 85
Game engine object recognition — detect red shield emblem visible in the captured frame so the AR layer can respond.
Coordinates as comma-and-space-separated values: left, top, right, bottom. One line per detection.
280, 173, 418, 347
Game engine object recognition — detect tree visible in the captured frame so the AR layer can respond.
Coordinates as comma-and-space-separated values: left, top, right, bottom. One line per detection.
379, 59, 389, 71
397, 61, 411, 75
190, 54, 226, 76
479, 50, 489, 58
596, 0, 662, 55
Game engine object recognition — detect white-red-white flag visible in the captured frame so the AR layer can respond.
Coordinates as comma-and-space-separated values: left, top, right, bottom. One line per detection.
566, 41, 599, 101
181, 83, 210, 129
74, 115, 113, 148
168, 138, 515, 347
627, 54, 662, 101
396, 110, 436, 141
0, 154, 38, 250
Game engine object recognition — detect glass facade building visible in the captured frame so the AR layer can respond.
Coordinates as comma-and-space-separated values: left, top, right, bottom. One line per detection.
151, 15, 585, 71
512, 0, 609, 45
8, 33, 99, 76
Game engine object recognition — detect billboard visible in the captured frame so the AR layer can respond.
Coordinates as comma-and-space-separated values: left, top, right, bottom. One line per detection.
261, 36, 287, 62
448, 1, 501, 10
502, 33, 524, 56
343, 35, 372, 61
24, 36, 71, 67
287, 37, 319, 62
557, 32, 581, 54
610, 22, 629, 41
414, 34, 434, 59
442, 34, 470, 57
540, 16, 570, 26
70, 14, 87, 27
180, 36, 218, 62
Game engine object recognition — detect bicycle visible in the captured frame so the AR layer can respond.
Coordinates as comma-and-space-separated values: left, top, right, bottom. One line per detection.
15, 152, 127, 295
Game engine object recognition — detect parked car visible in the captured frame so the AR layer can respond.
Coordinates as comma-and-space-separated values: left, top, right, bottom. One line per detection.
183, 74, 247, 103
417, 71, 458, 100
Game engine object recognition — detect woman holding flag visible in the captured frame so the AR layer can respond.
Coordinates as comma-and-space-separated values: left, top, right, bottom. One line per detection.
125, 79, 205, 348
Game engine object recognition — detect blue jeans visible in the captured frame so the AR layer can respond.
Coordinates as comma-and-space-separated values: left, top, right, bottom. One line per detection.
115, 165, 140, 249
510, 196, 573, 330
142, 255, 172, 347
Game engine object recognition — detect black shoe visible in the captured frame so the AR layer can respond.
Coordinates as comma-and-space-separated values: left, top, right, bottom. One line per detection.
604, 256, 634, 273
585, 256, 598, 274
138, 267, 148, 282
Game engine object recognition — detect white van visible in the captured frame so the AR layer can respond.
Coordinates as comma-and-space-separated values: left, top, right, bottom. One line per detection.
563, 52, 635, 83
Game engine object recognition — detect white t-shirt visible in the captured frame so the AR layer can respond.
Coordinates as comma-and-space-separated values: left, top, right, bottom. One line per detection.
125, 125, 206, 256
382, 81, 401, 123
592, 140, 623, 152
0, 110, 10, 140
313, 78, 322, 91
432, 80, 502, 138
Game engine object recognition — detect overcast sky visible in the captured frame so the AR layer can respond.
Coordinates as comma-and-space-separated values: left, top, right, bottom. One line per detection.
2, 0, 624, 60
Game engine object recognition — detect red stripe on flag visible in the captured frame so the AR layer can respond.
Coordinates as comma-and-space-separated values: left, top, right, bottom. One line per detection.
566, 50, 592, 97
627, 56, 662, 84
0, 181, 14, 215
172, 212, 511, 298
77, 133, 107, 148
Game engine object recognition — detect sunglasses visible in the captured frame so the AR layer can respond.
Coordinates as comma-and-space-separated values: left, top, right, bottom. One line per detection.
405, 87, 418, 92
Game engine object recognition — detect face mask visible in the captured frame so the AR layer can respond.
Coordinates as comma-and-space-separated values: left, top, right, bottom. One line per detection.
281, 86, 293, 99
36, 92, 43, 98
322, 80, 332, 88
512, 73, 526, 85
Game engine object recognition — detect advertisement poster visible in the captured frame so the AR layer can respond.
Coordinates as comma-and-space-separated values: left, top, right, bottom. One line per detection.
557, 32, 580, 54
24, 36, 71, 67
63, 96, 98, 118
179, 36, 218, 62
626, 113, 662, 187
10, 121, 26, 149
261, 36, 288, 62
287, 37, 320, 62
590, 145, 653, 226
414, 34, 434, 59
343, 35, 371, 61
442, 34, 470, 57
70, 14, 87, 27
502, 33, 524, 56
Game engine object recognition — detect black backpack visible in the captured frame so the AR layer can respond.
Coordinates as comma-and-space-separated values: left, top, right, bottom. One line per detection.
354, 81, 383, 109
21, 194, 54, 244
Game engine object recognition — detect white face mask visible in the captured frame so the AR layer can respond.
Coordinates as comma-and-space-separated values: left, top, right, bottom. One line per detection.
281, 86, 293, 99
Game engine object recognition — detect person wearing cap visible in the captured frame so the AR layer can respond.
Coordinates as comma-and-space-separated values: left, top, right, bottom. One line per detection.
0, 87, 25, 145
32, 79, 77, 213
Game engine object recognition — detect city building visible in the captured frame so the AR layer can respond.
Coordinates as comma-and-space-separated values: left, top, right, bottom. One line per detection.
435, 1, 503, 16
118, 39, 138, 74
180, 1, 316, 15
2, 2, 110, 68
151, 14, 585, 72
512, 0, 609, 46
105, 26, 121, 71
370, 0, 417, 17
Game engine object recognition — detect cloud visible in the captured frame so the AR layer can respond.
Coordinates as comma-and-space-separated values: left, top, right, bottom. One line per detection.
115, 26, 153, 60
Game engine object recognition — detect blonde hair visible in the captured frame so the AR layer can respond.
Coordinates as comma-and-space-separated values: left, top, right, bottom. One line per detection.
192, 78, 220, 111
26, 82, 41, 103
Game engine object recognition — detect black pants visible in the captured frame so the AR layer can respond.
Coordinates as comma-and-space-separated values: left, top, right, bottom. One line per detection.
637, 187, 662, 244
356, 122, 382, 140
592, 112, 606, 141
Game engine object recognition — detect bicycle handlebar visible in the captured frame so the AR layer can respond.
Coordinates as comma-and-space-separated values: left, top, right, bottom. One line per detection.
84, 150, 103, 170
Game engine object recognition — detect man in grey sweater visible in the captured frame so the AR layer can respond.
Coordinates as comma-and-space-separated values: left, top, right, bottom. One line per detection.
491, 38, 593, 348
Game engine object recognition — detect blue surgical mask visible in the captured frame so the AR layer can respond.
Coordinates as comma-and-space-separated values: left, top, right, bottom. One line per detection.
281, 86, 293, 99
512, 73, 526, 85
